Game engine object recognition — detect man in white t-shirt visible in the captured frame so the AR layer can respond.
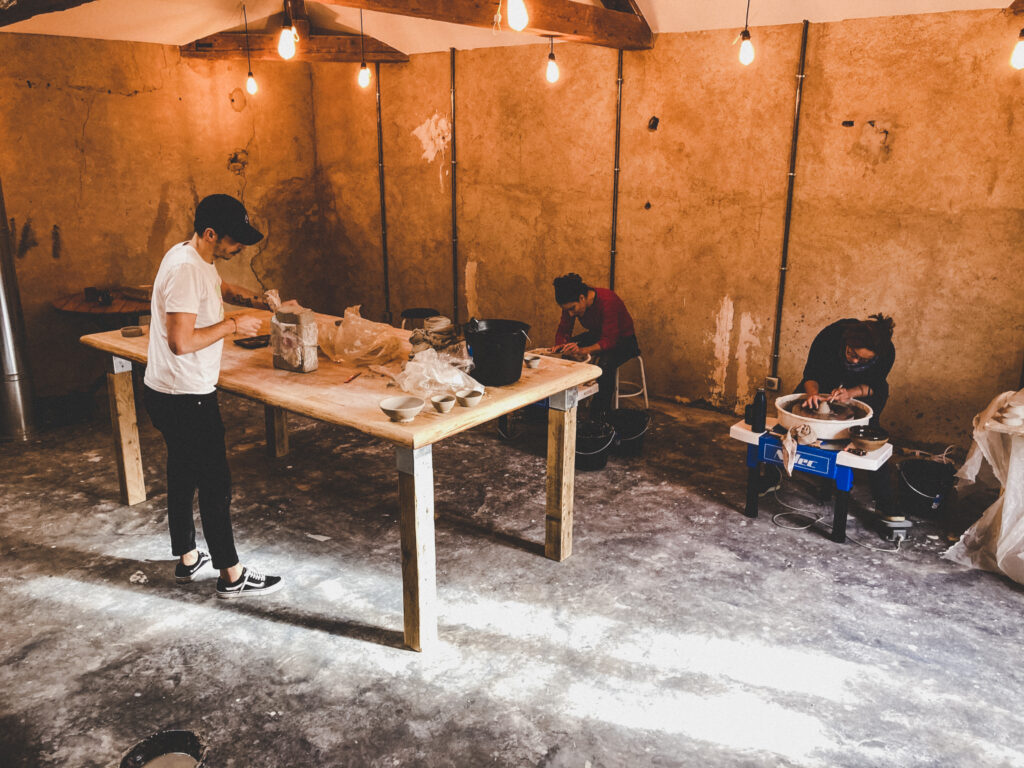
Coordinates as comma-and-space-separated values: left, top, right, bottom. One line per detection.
143, 194, 282, 599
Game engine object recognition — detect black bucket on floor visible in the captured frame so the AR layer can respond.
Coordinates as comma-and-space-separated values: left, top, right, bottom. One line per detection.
120, 730, 207, 767
607, 409, 651, 457
464, 318, 530, 386
576, 420, 616, 471
897, 458, 956, 518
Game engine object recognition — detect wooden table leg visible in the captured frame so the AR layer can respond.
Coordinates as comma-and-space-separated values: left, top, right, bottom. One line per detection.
264, 405, 289, 457
546, 388, 579, 561
396, 445, 438, 652
107, 356, 146, 506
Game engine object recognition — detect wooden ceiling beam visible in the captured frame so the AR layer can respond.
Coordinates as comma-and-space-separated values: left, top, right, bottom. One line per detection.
323, 0, 653, 50
180, 32, 409, 63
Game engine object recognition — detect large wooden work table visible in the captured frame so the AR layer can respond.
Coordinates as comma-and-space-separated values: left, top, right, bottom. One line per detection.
81, 311, 602, 651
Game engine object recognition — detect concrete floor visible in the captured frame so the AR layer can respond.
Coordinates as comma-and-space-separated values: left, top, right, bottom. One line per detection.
2, 393, 1023, 767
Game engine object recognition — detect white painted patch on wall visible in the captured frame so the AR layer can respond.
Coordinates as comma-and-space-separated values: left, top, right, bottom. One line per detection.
734, 313, 761, 412
708, 296, 734, 406
412, 112, 452, 189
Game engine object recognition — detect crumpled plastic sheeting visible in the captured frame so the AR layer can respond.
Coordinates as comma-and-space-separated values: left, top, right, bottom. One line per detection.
394, 348, 483, 399
944, 391, 1024, 585
318, 305, 410, 365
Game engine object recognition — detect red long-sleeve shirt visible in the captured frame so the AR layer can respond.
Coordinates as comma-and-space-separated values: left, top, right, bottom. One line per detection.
554, 287, 635, 352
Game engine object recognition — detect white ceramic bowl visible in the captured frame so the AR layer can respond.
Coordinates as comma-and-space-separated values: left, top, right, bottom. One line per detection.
456, 388, 484, 407
1004, 404, 1024, 418
431, 394, 456, 413
1000, 415, 1024, 427
380, 396, 425, 422
774, 393, 873, 441
524, 354, 540, 369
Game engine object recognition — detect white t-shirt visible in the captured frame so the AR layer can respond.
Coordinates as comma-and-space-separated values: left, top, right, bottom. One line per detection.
144, 241, 225, 395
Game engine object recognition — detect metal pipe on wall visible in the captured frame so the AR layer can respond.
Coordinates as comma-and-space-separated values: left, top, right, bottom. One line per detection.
375, 62, 392, 324
769, 20, 810, 380
0, 177, 37, 440
450, 47, 459, 323
609, 49, 624, 291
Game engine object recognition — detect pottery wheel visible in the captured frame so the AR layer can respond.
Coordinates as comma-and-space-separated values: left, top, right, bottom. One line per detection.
789, 398, 868, 422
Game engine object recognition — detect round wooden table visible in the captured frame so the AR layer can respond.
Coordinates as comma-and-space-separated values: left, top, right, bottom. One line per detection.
52, 292, 150, 318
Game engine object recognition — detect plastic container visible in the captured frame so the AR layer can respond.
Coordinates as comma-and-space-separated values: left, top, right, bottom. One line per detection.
896, 458, 956, 518
607, 409, 651, 457
463, 318, 531, 386
576, 420, 616, 471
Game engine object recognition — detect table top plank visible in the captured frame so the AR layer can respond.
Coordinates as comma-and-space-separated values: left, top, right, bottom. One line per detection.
81, 311, 602, 449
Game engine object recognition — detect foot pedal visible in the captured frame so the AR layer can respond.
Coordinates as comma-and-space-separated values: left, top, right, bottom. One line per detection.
880, 517, 912, 542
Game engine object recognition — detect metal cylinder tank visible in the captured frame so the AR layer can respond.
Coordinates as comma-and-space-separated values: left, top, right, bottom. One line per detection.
0, 177, 37, 441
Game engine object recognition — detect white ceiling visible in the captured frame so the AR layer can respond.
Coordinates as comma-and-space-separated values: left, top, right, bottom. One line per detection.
0, 0, 1007, 54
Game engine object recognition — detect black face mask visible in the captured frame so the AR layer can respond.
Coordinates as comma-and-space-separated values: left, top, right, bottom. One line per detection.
841, 347, 876, 374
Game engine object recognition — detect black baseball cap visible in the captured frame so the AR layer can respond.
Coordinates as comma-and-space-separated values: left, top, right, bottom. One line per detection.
194, 194, 264, 246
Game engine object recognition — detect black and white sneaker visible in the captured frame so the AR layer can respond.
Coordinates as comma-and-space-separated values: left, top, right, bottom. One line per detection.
175, 550, 211, 583
216, 567, 283, 599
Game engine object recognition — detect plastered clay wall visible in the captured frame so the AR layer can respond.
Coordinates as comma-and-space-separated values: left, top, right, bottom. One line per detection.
0, 33, 338, 399
317, 10, 1023, 446
777, 11, 1024, 445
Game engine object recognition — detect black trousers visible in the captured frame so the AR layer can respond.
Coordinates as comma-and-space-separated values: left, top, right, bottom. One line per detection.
143, 386, 239, 570
571, 331, 641, 417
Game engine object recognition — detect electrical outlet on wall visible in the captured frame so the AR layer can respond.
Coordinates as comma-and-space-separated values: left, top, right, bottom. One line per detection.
765, 376, 780, 391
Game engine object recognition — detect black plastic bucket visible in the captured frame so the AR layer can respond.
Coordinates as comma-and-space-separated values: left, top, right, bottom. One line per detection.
464, 318, 531, 387
897, 459, 956, 518
576, 420, 616, 471
607, 409, 651, 457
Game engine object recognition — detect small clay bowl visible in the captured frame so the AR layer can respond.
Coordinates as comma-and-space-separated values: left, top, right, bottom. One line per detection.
1004, 404, 1024, 418
1000, 415, 1024, 427
848, 424, 889, 452
380, 396, 424, 423
524, 354, 541, 369
456, 388, 484, 408
431, 394, 456, 413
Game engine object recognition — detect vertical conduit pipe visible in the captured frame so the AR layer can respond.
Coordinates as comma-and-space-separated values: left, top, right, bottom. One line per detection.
609, 49, 624, 291
770, 20, 810, 380
374, 62, 392, 324
450, 47, 459, 323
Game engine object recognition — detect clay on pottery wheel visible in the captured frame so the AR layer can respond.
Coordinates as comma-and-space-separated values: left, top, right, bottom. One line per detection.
789, 396, 868, 422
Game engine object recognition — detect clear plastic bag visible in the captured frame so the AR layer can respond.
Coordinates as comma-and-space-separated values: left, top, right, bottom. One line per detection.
394, 348, 483, 398
318, 305, 410, 366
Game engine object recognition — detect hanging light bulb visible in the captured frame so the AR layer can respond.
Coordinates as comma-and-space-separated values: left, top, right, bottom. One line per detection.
508, 0, 529, 32
278, 14, 298, 60
738, 0, 754, 66
239, 5, 256, 94
357, 10, 371, 88
1012, 29, 1024, 71
739, 29, 755, 66
545, 38, 559, 83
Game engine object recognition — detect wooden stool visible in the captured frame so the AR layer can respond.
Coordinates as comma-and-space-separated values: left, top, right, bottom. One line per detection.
615, 354, 648, 409
400, 307, 441, 329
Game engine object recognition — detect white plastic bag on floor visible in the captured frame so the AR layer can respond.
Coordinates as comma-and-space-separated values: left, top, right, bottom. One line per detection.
944, 391, 1024, 584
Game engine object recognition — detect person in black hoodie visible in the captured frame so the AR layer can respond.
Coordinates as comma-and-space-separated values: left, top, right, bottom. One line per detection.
763, 314, 896, 513
799, 314, 895, 426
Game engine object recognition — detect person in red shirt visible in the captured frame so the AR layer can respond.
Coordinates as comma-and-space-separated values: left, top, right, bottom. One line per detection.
553, 272, 640, 417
